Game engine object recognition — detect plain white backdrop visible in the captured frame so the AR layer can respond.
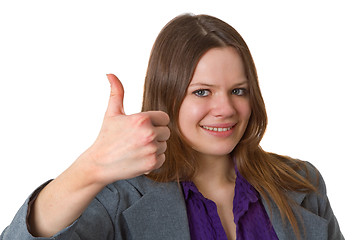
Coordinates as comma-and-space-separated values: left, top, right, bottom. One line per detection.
0, 0, 358, 238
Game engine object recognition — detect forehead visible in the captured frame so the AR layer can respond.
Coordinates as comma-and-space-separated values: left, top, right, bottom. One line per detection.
190, 46, 247, 85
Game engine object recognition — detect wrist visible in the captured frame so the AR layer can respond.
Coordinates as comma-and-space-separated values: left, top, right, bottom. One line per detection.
72, 150, 107, 190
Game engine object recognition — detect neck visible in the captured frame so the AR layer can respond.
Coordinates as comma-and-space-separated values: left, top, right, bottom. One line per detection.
193, 154, 236, 188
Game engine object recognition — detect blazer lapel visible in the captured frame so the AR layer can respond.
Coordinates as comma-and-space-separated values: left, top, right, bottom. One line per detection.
121, 177, 190, 240
261, 191, 328, 240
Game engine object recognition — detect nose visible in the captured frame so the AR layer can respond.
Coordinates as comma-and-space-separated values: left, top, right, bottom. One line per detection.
211, 94, 236, 118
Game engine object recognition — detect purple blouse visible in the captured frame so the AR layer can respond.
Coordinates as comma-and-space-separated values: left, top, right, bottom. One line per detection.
181, 168, 279, 240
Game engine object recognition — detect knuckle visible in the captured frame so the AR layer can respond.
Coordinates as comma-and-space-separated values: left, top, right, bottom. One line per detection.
145, 129, 156, 142
144, 154, 158, 170
138, 130, 156, 146
131, 114, 156, 145
135, 130, 156, 146
132, 113, 151, 127
147, 142, 158, 154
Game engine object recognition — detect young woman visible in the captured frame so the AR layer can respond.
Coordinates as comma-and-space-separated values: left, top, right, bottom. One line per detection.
1, 14, 343, 240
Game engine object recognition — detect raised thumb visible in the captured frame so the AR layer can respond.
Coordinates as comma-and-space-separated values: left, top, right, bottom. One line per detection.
105, 74, 125, 117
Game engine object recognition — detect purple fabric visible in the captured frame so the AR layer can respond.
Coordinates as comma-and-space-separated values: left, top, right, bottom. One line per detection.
181, 168, 279, 240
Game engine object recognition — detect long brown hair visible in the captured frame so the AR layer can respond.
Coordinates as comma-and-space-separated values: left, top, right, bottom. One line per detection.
142, 13, 317, 238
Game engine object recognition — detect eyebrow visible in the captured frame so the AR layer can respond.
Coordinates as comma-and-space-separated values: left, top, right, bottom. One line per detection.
189, 80, 248, 88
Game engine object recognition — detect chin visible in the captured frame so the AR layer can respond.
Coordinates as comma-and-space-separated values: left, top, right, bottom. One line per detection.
195, 145, 237, 158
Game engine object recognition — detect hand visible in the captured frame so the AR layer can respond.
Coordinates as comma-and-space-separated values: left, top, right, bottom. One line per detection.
27, 74, 170, 238
81, 74, 170, 185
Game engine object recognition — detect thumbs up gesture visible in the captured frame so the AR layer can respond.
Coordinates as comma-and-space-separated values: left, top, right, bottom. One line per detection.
81, 74, 170, 185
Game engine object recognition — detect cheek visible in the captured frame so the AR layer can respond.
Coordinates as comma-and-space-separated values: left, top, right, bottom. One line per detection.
179, 99, 208, 128
235, 100, 252, 119
244, 105, 252, 119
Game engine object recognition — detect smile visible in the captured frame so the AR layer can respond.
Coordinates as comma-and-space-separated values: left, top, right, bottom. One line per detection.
201, 125, 233, 132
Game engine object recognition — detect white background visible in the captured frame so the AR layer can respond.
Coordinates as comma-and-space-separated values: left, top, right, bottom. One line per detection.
0, 0, 358, 238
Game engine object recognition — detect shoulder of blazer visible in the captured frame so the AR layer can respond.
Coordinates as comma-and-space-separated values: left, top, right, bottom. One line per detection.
261, 161, 344, 240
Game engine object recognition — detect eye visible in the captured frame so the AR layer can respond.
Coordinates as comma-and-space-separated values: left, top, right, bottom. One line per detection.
192, 89, 210, 97
232, 88, 247, 96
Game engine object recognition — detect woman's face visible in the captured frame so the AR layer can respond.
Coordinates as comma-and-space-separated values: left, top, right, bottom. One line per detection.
178, 47, 251, 160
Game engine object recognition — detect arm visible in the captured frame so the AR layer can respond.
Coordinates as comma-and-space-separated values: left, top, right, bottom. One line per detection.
21, 74, 170, 238
302, 162, 344, 240
316, 170, 344, 240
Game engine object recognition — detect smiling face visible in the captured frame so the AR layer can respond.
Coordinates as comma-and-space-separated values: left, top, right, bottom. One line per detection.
178, 47, 251, 160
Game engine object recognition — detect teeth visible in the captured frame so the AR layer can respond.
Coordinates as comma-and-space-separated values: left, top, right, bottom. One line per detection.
201, 126, 232, 132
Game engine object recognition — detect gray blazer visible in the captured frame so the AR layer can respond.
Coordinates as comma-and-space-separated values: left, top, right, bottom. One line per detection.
1, 162, 344, 240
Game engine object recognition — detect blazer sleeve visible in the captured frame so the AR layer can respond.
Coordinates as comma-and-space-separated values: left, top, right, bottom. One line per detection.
302, 162, 345, 240
0, 181, 116, 240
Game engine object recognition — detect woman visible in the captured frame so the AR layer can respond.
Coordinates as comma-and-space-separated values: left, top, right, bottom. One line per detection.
1, 14, 343, 240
